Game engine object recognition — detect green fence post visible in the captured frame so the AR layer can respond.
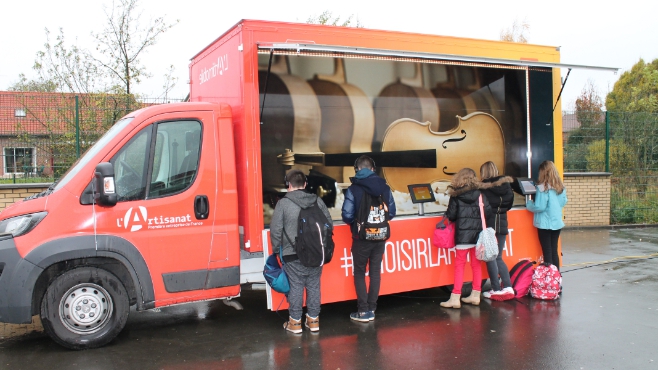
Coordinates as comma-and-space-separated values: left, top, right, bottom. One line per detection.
605, 111, 610, 173
75, 95, 80, 158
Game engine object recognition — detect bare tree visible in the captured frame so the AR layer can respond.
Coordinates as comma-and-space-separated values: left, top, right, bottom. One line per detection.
307, 10, 363, 27
15, 0, 177, 97
159, 64, 178, 101
500, 18, 530, 43
32, 28, 105, 94
92, 0, 179, 95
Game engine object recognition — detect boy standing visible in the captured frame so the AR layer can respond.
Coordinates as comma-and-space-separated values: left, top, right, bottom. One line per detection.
269, 170, 332, 333
341, 155, 396, 322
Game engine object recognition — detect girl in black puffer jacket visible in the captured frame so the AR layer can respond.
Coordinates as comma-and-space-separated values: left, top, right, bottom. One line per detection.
480, 161, 515, 301
440, 168, 492, 309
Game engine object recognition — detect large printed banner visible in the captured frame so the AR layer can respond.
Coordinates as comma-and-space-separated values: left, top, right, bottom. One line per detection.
264, 208, 543, 310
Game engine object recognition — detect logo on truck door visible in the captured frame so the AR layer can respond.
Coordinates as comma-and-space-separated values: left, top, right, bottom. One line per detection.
118, 206, 148, 231
116, 206, 199, 232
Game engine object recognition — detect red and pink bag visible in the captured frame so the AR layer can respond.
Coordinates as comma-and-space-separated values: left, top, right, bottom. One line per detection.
530, 263, 562, 300
432, 216, 455, 249
509, 260, 536, 298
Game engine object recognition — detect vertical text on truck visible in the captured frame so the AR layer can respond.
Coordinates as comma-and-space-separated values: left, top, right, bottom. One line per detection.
0, 20, 617, 349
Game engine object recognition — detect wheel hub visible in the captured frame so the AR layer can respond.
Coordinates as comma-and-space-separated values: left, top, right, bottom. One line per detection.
59, 283, 113, 335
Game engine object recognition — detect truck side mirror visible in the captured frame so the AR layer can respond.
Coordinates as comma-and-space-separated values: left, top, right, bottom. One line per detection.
94, 162, 117, 206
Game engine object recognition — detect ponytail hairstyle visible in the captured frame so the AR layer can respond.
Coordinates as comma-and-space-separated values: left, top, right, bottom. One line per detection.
480, 161, 499, 180
537, 160, 564, 194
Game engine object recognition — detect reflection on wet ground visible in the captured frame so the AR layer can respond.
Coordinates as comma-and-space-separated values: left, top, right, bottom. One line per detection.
1, 228, 657, 369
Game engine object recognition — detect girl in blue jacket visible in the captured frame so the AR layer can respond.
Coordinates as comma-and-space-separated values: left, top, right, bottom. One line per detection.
526, 160, 568, 271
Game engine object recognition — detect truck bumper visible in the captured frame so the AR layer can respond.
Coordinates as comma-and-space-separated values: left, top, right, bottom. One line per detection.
0, 234, 43, 324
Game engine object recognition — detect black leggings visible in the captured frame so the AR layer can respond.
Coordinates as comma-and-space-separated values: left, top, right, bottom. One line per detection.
537, 228, 561, 271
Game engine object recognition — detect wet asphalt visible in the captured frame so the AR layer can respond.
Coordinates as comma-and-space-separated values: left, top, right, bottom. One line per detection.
1, 227, 657, 370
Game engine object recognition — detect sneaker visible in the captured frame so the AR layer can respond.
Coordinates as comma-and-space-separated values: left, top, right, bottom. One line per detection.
284, 317, 302, 334
368, 311, 375, 321
305, 314, 319, 332
482, 290, 496, 299
350, 311, 371, 322
490, 287, 515, 301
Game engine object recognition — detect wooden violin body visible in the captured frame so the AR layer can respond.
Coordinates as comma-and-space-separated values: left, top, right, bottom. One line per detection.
381, 112, 505, 192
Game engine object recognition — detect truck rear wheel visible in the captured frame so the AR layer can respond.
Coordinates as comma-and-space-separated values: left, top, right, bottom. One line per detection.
40, 267, 129, 350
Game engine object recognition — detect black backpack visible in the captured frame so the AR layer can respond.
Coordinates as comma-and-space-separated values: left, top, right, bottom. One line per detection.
283, 197, 335, 267
356, 191, 390, 241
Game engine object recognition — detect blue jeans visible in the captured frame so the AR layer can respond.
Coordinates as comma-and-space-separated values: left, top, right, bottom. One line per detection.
485, 234, 512, 291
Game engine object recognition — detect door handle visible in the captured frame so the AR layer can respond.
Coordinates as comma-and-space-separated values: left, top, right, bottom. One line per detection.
194, 195, 209, 219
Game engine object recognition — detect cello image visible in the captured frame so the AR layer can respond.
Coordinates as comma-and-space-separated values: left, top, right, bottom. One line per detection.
258, 55, 322, 191
380, 112, 505, 192
373, 63, 439, 150
307, 58, 375, 182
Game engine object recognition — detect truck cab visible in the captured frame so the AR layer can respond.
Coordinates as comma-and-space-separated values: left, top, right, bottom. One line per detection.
0, 102, 241, 349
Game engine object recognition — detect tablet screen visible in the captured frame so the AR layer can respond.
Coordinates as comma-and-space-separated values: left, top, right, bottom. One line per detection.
407, 184, 436, 203
516, 178, 537, 195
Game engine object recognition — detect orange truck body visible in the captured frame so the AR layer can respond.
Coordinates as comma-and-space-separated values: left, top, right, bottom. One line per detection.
0, 20, 560, 347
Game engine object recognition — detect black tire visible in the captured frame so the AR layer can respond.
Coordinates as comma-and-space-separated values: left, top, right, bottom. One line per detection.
40, 267, 130, 350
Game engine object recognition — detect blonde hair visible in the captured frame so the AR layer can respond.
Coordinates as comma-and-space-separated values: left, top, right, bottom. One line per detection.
450, 168, 479, 189
537, 160, 565, 194
480, 161, 499, 180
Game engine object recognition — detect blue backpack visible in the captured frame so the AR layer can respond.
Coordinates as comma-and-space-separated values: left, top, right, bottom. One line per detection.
263, 247, 290, 294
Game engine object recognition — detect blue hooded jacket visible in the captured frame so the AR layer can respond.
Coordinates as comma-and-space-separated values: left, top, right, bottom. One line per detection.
341, 169, 396, 239
526, 184, 568, 230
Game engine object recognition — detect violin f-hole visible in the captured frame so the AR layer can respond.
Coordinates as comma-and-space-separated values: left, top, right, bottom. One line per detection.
442, 130, 467, 149
443, 166, 457, 176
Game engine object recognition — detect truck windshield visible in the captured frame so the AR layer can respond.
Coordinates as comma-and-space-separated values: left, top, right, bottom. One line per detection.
53, 117, 135, 191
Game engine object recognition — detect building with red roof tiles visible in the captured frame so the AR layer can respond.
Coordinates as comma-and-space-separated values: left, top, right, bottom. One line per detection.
0, 91, 149, 179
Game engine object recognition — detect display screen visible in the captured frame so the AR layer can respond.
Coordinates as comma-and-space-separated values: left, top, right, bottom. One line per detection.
407, 184, 436, 203
517, 178, 537, 195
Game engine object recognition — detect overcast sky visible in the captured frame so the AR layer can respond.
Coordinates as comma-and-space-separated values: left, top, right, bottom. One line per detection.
1, 0, 656, 110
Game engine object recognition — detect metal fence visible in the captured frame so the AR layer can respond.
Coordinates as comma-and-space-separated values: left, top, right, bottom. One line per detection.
563, 110, 658, 224
0, 92, 183, 184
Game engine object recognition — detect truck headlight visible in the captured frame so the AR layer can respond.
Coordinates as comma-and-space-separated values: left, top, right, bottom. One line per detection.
0, 212, 48, 237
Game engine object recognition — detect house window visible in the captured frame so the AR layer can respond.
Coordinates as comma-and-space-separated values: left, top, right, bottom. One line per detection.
14, 109, 26, 118
4, 147, 35, 174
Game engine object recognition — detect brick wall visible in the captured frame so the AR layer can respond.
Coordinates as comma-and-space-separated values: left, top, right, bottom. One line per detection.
563, 173, 611, 227
0, 184, 50, 211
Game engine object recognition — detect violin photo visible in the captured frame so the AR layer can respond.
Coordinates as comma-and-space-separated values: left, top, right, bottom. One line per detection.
259, 54, 528, 221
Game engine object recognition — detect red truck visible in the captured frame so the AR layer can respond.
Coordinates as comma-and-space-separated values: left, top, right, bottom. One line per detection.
0, 20, 616, 349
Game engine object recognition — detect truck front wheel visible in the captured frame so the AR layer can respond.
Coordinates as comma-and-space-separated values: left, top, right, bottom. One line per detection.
40, 267, 130, 350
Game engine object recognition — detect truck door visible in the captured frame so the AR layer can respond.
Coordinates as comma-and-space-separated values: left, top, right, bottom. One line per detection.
98, 111, 218, 304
